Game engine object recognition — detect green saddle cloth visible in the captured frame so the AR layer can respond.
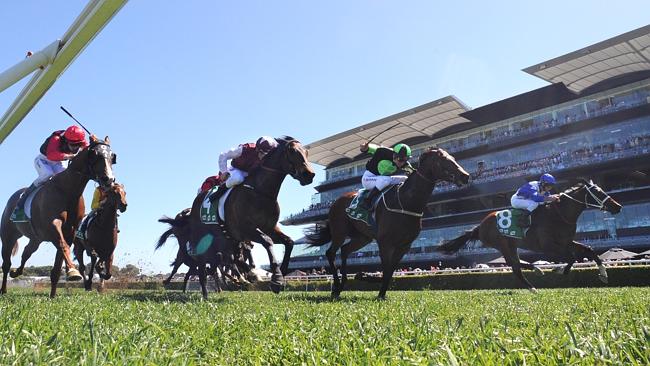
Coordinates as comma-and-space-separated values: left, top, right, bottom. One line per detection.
495, 208, 528, 239
200, 186, 220, 225
345, 189, 373, 226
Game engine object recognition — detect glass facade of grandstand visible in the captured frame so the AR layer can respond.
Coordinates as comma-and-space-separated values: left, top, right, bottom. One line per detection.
286, 77, 650, 270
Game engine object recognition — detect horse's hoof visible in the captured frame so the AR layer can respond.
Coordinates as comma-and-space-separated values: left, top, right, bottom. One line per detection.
376, 295, 387, 301
9, 269, 22, 278
528, 287, 538, 294
269, 281, 284, 294
66, 268, 83, 281
599, 274, 609, 284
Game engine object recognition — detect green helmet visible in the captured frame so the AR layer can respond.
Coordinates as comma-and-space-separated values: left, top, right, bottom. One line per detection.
393, 143, 412, 159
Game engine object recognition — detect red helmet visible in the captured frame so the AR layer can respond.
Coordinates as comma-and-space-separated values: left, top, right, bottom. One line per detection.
63, 125, 85, 144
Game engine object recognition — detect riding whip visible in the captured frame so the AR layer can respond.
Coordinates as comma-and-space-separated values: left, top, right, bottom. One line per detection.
366, 122, 401, 144
60, 106, 93, 135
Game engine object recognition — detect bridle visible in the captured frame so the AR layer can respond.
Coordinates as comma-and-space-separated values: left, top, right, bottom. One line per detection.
559, 181, 613, 210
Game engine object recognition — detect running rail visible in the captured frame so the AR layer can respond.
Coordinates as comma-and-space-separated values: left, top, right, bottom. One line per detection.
0, 0, 128, 144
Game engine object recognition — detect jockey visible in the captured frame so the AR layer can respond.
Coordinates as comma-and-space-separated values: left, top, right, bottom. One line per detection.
78, 185, 109, 236
510, 173, 560, 227
358, 141, 414, 210
198, 175, 224, 195
11, 126, 90, 221
208, 136, 279, 203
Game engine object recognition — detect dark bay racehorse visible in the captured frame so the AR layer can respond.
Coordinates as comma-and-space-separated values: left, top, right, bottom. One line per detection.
74, 183, 127, 291
306, 148, 470, 299
163, 137, 315, 298
437, 179, 622, 292
156, 210, 254, 293
1, 138, 116, 297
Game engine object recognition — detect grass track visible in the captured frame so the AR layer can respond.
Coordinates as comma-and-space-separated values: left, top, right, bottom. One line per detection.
0, 288, 648, 365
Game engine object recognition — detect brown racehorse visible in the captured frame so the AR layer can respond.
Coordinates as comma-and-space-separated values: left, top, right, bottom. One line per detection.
437, 179, 622, 292
305, 148, 470, 299
74, 183, 127, 291
0, 138, 116, 297
164, 136, 315, 298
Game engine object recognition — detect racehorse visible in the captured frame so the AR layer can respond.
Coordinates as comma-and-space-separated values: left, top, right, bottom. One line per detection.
1, 137, 116, 297
164, 136, 315, 298
74, 183, 127, 291
437, 179, 622, 292
156, 209, 251, 293
305, 147, 470, 299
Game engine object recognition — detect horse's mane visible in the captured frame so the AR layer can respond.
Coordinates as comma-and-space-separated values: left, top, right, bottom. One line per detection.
561, 179, 588, 196
275, 135, 298, 146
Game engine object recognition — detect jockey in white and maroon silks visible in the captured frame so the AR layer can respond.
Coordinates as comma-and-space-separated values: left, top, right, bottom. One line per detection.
11, 126, 90, 221
208, 136, 279, 203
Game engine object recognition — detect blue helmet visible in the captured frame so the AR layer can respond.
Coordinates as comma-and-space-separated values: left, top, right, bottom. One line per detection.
540, 173, 556, 185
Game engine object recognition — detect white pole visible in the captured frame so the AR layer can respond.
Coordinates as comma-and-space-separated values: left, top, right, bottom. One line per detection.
0, 40, 60, 94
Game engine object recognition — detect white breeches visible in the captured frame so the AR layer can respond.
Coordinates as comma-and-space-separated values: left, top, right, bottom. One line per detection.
510, 195, 540, 212
361, 171, 408, 191
33, 154, 65, 186
225, 167, 248, 188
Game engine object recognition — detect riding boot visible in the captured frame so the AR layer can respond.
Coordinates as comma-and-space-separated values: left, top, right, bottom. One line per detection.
11, 184, 37, 221
518, 210, 531, 228
208, 184, 228, 204
359, 188, 380, 211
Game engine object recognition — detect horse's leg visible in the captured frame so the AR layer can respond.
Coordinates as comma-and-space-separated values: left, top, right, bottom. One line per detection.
73, 244, 91, 291
51, 219, 81, 281
250, 229, 285, 294
1, 231, 20, 294
571, 240, 608, 283
502, 241, 537, 293
163, 249, 183, 285
86, 253, 98, 291
376, 241, 405, 300
520, 262, 545, 277
213, 266, 222, 293
10, 239, 42, 278
49, 250, 64, 298
183, 270, 192, 293
339, 235, 373, 294
268, 226, 294, 276
198, 262, 209, 300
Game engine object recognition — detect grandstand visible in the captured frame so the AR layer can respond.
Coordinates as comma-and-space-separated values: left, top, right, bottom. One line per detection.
282, 24, 650, 271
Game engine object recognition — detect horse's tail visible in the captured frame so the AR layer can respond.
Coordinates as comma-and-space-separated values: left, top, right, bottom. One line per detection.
155, 226, 175, 251
11, 241, 19, 257
437, 225, 480, 254
304, 221, 331, 247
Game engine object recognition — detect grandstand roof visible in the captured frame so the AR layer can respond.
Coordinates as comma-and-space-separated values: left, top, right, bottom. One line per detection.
524, 24, 650, 93
306, 96, 472, 166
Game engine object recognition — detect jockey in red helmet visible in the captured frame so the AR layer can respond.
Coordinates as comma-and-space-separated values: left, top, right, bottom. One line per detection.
11, 125, 91, 221
208, 136, 278, 203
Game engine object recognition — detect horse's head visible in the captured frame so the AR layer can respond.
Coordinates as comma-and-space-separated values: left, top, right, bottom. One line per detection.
106, 183, 128, 213
418, 147, 470, 186
70, 136, 117, 188
264, 136, 315, 186
562, 179, 622, 214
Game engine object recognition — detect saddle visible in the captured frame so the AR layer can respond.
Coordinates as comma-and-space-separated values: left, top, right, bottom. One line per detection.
495, 208, 530, 239
345, 187, 389, 227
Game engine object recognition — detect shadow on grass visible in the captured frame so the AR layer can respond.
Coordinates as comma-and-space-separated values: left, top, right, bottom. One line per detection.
115, 290, 231, 304
284, 292, 381, 304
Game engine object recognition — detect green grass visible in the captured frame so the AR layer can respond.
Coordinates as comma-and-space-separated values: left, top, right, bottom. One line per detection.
0, 288, 648, 365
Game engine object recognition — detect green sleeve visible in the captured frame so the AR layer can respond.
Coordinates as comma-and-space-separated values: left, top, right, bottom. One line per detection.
377, 160, 397, 175
367, 143, 379, 154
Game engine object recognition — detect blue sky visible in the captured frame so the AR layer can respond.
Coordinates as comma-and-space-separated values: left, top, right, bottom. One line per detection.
0, 1, 648, 273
